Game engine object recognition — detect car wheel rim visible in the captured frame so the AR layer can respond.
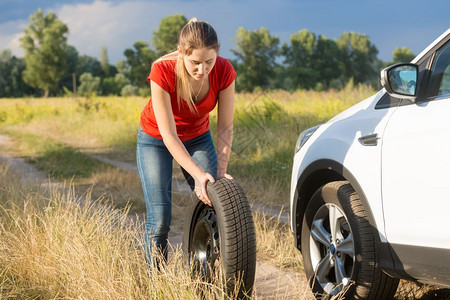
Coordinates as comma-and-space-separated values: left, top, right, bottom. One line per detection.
309, 203, 355, 295
191, 207, 220, 278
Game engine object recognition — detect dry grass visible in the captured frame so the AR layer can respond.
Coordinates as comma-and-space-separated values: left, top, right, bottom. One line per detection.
81, 167, 146, 213
0, 163, 241, 299
253, 210, 303, 271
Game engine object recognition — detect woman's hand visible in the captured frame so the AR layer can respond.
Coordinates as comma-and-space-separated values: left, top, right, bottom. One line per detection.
194, 172, 215, 206
217, 173, 233, 180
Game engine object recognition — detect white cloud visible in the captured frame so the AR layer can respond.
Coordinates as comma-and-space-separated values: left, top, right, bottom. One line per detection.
0, 20, 26, 57
52, 0, 248, 63
56, 0, 161, 62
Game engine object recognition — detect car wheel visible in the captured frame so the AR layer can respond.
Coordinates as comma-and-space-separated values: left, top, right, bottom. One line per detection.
301, 181, 399, 299
183, 178, 256, 299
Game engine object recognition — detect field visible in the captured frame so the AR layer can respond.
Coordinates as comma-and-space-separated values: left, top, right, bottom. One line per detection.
1, 85, 437, 299
0, 83, 372, 207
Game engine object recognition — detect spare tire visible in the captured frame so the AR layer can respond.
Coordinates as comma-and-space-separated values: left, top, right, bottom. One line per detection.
183, 178, 256, 299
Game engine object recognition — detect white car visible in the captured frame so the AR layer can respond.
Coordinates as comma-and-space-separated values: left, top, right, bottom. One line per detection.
290, 28, 450, 299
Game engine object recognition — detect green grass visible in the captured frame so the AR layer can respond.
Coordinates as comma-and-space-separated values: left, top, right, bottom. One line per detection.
3, 129, 107, 179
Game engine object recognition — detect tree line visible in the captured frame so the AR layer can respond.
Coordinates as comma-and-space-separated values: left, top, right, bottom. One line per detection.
0, 10, 415, 98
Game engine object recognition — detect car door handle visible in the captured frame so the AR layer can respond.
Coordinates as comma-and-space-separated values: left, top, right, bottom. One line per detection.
359, 133, 380, 146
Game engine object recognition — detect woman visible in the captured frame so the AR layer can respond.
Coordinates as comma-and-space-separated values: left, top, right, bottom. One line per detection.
137, 18, 236, 264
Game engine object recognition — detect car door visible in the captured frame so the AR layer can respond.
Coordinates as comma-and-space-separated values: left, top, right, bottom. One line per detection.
381, 40, 450, 286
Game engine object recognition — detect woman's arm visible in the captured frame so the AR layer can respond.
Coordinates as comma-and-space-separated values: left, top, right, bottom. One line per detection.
151, 80, 215, 205
216, 80, 235, 179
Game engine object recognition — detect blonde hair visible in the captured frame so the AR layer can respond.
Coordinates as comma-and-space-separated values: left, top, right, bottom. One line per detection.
152, 18, 220, 112
175, 18, 220, 112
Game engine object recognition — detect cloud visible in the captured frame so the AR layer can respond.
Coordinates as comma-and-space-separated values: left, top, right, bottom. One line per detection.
53, 0, 247, 63
56, 0, 160, 62
0, 20, 26, 57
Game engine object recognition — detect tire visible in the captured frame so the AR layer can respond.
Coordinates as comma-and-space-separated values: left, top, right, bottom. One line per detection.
301, 181, 399, 299
183, 178, 256, 299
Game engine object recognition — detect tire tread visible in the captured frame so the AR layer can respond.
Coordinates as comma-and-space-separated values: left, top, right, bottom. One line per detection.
207, 178, 256, 298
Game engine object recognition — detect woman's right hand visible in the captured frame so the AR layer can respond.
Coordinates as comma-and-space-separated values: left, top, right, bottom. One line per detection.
194, 172, 215, 206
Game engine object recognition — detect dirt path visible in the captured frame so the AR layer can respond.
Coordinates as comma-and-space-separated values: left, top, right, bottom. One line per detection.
0, 133, 313, 299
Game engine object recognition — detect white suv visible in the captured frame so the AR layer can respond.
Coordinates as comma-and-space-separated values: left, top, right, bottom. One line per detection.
290, 28, 450, 299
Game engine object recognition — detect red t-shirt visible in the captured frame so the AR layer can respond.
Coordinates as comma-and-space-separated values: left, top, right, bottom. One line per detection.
140, 55, 236, 141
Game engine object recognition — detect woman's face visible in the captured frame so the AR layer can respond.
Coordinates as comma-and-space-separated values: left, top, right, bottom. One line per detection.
182, 48, 217, 81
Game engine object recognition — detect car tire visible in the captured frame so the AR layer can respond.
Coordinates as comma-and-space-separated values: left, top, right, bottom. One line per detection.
183, 178, 256, 299
301, 181, 399, 299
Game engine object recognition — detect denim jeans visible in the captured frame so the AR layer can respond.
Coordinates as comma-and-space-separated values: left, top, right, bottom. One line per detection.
136, 127, 217, 264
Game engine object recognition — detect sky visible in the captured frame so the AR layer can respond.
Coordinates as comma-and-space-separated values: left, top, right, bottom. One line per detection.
1, 0, 449, 64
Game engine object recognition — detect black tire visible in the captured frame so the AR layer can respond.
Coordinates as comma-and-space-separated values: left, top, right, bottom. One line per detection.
183, 178, 256, 299
301, 181, 399, 299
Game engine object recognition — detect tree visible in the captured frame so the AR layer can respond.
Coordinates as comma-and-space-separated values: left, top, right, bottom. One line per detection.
114, 73, 130, 89
20, 9, 69, 97
152, 14, 187, 56
232, 27, 279, 91
393, 47, 415, 63
100, 46, 110, 77
336, 32, 379, 84
313, 35, 341, 89
101, 73, 129, 96
0, 49, 35, 97
59, 45, 79, 94
124, 41, 156, 88
76, 55, 103, 78
282, 29, 319, 89
116, 60, 130, 76
384, 47, 415, 68
101, 77, 119, 95
281, 30, 342, 90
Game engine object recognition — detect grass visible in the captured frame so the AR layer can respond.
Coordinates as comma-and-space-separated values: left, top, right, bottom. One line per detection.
0, 84, 376, 205
0, 129, 146, 213
0, 87, 370, 298
0, 96, 145, 161
253, 210, 303, 271
1, 87, 449, 298
0, 163, 241, 299
3, 129, 108, 179
0, 84, 376, 206
0, 160, 313, 299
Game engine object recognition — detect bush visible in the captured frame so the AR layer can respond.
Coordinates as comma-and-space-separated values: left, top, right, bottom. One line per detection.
102, 77, 120, 95
121, 84, 139, 97
78, 73, 100, 98
139, 87, 151, 97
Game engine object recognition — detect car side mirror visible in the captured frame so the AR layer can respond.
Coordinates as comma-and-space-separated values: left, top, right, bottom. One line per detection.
381, 63, 418, 102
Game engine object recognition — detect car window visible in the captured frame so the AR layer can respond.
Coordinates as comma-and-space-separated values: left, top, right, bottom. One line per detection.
427, 41, 450, 98
439, 65, 450, 96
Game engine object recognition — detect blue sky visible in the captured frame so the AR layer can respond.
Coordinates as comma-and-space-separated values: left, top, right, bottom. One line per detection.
1, 0, 449, 64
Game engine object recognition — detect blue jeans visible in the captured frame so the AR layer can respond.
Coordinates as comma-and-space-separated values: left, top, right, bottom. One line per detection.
136, 127, 217, 264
